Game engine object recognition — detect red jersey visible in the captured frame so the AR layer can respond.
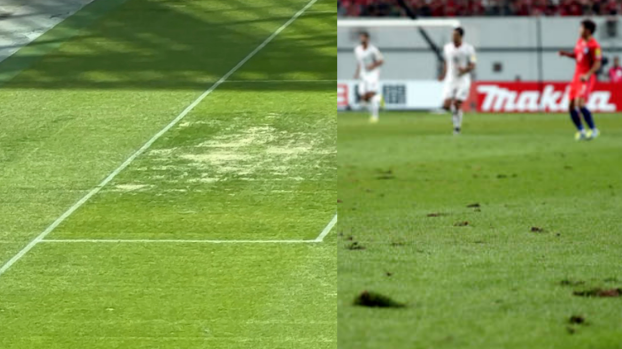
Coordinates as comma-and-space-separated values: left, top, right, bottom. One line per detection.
573, 37, 602, 78
609, 66, 622, 83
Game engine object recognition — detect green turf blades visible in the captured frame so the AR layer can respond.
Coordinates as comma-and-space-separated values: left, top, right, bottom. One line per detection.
338, 111, 622, 349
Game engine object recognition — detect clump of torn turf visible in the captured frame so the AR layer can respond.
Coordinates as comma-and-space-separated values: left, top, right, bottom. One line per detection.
569, 315, 585, 325
426, 212, 445, 217
530, 226, 545, 233
573, 288, 622, 298
353, 291, 406, 308
466, 203, 480, 208
346, 242, 365, 250
375, 169, 395, 180
454, 221, 469, 227
567, 315, 587, 335
560, 279, 585, 287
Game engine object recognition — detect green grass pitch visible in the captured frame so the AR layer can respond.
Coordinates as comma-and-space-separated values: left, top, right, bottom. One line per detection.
338, 111, 622, 349
0, 0, 336, 348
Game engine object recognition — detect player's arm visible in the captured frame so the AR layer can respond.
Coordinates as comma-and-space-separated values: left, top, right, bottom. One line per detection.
439, 45, 448, 81
581, 60, 601, 81
366, 49, 384, 71
459, 62, 476, 75
366, 59, 384, 71
558, 50, 576, 59
459, 47, 476, 76
581, 47, 602, 81
438, 60, 446, 81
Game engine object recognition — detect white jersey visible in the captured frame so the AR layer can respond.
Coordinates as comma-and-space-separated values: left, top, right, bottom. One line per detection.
443, 42, 476, 83
355, 44, 383, 81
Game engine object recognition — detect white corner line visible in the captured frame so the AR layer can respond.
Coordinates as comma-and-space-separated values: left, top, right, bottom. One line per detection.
315, 213, 337, 242
39, 213, 338, 244
0, 0, 319, 278
40, 239, 319, 244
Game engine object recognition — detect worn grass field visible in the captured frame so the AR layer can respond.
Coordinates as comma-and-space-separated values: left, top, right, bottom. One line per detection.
338, 111, 622, 349
0, 0, 336, 348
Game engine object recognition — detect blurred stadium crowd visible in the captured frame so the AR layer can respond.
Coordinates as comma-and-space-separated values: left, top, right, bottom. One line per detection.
337, 0, 622, 17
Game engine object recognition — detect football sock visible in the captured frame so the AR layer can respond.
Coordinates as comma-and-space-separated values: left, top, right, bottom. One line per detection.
579, 106, 596, 130
370, 94, 380, 119
452, 109, 463, 130
569, 108, 584, 131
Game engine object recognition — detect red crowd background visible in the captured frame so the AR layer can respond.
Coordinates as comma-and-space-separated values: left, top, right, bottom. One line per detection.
338, 0, 622, 17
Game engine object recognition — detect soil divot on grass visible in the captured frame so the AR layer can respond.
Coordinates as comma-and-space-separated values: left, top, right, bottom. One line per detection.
560, 279, 585, 287
567, 315, 587, 335
573, 288, 622, 298
353, 291, 406, 308
346, 242, 365, 250
568, 315, 586, 325
427, 212, 446, 217
466, 203, 480, 208
375, 169, 395, 180
530, 226, 545, 233
454, 221, 469, 227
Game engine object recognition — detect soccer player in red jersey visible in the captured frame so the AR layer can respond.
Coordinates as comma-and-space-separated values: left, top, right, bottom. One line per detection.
559, 19, 601, 140
609, 56, 622, 83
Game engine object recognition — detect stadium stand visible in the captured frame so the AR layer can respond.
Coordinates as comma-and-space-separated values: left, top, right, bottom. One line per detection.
337, 0, 622, 17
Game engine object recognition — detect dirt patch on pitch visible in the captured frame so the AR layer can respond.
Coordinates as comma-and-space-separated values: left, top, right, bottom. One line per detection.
353, 291, 406, 308
573, 288, 622, 298
178, 125, 329, 181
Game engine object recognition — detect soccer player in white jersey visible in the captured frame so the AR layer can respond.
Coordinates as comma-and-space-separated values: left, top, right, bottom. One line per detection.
439, 27, 476, 135
354, 32, 384, 123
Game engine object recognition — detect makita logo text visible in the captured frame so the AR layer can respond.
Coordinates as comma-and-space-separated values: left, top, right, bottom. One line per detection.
477, 84, 616, 112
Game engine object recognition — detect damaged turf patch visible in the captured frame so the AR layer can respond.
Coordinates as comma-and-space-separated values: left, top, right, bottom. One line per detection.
560, 279, 585, 287
530, 226, 545, 233
567, 315, 587, 335
454, 221, 469, 227
573, 288, 622, 298
375, 169, 395, 180
346, 242, 365, 250
353, 291, 406, 308
568, 315, 586, 325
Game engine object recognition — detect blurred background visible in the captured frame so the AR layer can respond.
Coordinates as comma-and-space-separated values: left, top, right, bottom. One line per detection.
337, 0, 622, 112
338, 0, 621, 17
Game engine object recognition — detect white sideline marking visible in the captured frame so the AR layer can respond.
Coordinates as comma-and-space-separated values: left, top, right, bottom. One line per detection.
38, 213, 338, 244
315, 213, 337, 242
42, 239, 318, 244
0, 0, 319, 278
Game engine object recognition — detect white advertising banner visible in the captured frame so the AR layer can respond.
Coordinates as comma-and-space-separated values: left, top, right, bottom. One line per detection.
337, 80, 445, 110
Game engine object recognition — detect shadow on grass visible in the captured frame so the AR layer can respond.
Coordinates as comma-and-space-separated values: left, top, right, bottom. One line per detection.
0, 0, 335, 91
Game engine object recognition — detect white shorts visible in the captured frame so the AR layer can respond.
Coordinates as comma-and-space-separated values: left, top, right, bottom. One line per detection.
358, 76, 379, 96
442, 80, 471, 101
